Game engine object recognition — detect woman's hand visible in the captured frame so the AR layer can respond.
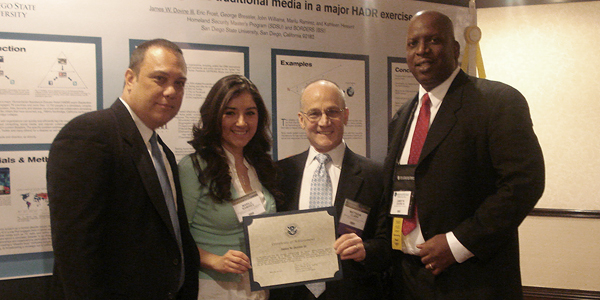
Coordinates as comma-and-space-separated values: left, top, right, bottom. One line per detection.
199, 248, 252, 274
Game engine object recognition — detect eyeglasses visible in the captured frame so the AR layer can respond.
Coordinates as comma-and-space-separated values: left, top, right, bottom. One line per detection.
300, 108, 346, 122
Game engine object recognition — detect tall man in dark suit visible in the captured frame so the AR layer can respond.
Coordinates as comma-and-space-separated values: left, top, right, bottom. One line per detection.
382, 11, 545, 299
47, 39, 200, 300
270, 80, 388, 300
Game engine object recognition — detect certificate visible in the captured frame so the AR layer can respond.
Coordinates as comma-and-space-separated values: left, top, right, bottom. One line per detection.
242, 207, 342, 291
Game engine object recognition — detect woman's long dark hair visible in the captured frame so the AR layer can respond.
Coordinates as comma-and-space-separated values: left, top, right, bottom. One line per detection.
188, 74, 280, 204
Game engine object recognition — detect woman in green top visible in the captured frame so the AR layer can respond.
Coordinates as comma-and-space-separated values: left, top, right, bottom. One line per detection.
179, 75, 280, 299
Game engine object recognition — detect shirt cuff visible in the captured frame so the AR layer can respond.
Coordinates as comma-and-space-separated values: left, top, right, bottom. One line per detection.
446, 232, 474, 263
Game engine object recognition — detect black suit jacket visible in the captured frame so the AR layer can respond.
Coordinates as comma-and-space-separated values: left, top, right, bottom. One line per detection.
270, 147, 388, 300
47, 100, 199, 300
383, 70, 545, 299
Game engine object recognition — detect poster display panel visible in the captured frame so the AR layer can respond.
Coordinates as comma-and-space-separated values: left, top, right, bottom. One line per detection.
273, 49, 368, 159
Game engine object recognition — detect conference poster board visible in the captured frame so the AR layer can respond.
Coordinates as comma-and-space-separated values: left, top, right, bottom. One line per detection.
0, 32, 101, 279
273, 49, 368, 160
1, 0, 469, 279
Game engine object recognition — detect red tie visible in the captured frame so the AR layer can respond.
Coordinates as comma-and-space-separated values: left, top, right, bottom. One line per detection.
402, 93, 431, 235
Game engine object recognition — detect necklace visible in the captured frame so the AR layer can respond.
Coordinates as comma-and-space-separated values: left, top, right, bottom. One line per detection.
236, 162, 251, 192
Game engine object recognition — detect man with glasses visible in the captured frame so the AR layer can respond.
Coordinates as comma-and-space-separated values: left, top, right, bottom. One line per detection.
270, 80, 389, 300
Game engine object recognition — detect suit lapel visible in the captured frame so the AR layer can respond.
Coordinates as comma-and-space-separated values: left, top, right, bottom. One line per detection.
289, 151, 309, 211
159, 135, 188, 237
334, 147, 363, 217
384, 96, 418, 172
418, 71, 468, 163
111, 100, 176, 236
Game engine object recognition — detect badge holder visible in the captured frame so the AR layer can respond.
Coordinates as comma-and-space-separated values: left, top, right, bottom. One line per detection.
338, 199, 370, 237
389, 165, 416, 250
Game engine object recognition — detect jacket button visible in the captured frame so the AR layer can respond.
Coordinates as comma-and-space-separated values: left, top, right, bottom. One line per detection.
173, 258, 179, 265
168, 292, 175, 299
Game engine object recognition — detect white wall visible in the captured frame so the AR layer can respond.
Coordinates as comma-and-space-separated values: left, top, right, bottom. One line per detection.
478, 1, 600, 211
478, 1, 600, 291
519, 216, 600, 290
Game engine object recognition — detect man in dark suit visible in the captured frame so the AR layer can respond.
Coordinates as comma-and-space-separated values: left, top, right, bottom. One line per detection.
382, 11, 545, 299
270, 80, 388, 300
47, 39, 199, 300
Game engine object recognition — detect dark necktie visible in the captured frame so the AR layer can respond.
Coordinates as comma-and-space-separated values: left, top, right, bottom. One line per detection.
402, 93, 431, 235
150, 132, 184, 288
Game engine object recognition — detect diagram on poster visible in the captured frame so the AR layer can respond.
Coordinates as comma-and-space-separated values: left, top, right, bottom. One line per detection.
130, 40, 249, 161
38, 52, 88, 89
0, 34, 100, 146
273, 50, 368, 160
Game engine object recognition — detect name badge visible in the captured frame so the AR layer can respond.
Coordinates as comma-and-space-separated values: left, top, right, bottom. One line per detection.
389, 164, 416, 218
390, 191, 413, 217
231, 191, 266, 223
338, 199, 370, 237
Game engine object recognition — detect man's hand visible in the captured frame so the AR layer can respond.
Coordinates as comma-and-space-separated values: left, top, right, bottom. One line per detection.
333, 233, 366, 262
417, 234, 456, 275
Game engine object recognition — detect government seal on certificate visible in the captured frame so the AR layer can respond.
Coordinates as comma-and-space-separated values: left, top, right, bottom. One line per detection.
242, 207, 342, 290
